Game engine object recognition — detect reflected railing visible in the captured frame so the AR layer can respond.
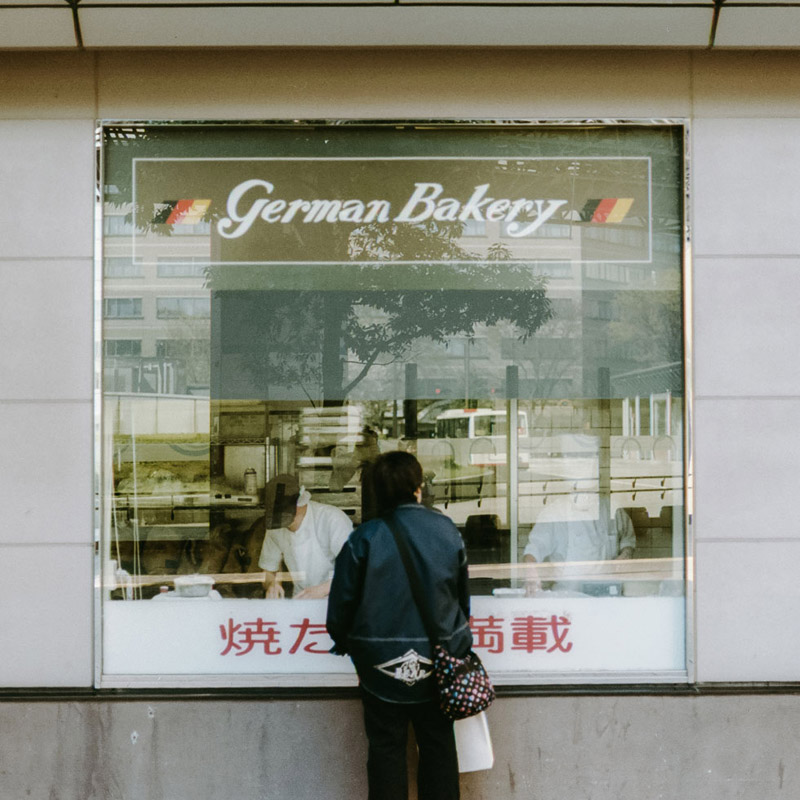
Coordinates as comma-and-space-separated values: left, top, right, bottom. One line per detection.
100, 557, 684, 598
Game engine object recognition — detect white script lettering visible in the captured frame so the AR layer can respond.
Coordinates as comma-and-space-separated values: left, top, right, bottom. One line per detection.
217, 180, 392, 239
217, 178, 567, 240
394, 182, 566, 235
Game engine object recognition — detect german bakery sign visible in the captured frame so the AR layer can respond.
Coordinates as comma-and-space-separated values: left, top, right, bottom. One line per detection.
132, 157, 652, 264
217, 179, 568, 239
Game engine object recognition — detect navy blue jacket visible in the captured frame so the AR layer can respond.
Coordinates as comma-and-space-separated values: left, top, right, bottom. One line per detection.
326, 503, 472, 703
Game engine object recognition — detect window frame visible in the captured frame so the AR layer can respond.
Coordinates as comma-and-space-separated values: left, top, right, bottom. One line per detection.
94, 119, 694, 690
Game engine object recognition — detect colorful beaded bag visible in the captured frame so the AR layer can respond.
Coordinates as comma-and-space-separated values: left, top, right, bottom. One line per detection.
431, 644, 495, 720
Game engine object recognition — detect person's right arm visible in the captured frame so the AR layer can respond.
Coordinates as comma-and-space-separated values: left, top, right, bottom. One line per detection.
523, 521, 555, 596
263, 570, 285, 598
523, 553, 542, 596
259, 531, 285, 598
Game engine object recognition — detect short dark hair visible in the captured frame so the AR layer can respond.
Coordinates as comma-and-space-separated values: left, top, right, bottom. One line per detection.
371, 450, 424, 513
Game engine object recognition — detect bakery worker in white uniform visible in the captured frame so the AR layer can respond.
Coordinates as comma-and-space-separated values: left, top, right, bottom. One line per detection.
523, 492, 635, 595
258, 474, 353, 599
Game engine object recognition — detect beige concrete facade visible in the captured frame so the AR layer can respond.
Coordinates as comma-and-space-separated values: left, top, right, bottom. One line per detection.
1, 47, 800, 798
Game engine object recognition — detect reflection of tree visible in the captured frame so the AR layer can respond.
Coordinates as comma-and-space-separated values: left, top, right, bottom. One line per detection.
208, 218, 554, 404
514, 300, 582, 403
214, 283, 553, 404
609, 289, 682, 368
349, 220, 471, 262
160, 315, 211, 390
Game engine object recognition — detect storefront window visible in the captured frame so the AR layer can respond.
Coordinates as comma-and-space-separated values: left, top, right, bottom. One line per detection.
99, 122, 687, 686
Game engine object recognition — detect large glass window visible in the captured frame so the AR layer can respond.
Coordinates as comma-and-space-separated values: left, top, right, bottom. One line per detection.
99, 122, 687, 686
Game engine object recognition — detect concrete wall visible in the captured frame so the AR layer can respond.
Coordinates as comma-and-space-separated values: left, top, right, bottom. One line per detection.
2, 47, 800, 798
2, 693, 799, 799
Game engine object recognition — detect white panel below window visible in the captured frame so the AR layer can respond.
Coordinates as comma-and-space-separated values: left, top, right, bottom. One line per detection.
102, 596, 684, 684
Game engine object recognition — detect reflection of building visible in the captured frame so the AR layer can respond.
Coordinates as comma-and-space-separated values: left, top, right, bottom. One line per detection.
103, 206, 211, 395
451, 216, 681, 401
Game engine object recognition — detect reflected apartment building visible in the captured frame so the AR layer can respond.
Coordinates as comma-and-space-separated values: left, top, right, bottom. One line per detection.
103, 207, 212, 397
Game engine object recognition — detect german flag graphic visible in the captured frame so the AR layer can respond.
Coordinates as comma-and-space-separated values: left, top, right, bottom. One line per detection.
580, 198, 634, 224
153, 199, 211, 225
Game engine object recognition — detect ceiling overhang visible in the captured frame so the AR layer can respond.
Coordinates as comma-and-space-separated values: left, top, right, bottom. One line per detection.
0, 1, 797, 49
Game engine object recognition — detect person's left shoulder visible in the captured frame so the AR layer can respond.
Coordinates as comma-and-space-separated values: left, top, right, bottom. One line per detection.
310, 499, 353, 527
400, 503, 460, 538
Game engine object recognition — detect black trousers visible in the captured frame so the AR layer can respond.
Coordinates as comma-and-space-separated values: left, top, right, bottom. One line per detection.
360, 688, 460, 800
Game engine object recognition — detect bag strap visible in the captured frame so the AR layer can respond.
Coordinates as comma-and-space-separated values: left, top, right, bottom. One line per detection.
383, 512, 438, 645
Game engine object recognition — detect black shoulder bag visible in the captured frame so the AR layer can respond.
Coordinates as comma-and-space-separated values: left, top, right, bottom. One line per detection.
384, 513, 495, 720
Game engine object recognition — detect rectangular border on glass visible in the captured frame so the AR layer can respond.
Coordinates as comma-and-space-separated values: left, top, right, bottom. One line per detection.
129, 155, 654, 266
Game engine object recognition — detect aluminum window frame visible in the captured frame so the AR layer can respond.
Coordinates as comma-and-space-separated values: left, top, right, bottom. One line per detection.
94, 118, 694, 690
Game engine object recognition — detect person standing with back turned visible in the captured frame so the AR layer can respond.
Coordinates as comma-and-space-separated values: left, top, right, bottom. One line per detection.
326, 450, 472, 800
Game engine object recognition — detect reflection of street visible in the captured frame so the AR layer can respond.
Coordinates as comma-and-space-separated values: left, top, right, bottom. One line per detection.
431, 457, 683, 526
470, 555, 683, 587
428, 469, 495, 511
106, 556, 683, 596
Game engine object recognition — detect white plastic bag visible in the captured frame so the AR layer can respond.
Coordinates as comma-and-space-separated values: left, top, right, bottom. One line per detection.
454, 711, 494, 772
